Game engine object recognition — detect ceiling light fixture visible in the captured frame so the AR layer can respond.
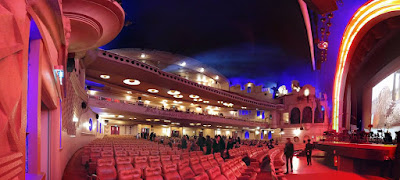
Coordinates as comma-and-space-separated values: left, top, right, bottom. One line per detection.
164, 120, 171, 123
140, 53, 146, 58
100, 74, 110, 79
241, 107, 247, 109
215, 75, 219, 80
180, 61, 186, 67
167, 90, 180, 95
173, 100, 182, 104
127, 91, 132, 94
199, 67, 205, 73
147, 89, 159, 93
173, 94, 183, 98
123, 79, 140, 85
154, 119, 160, 122
203, 101, 209, 103
189, 94, 200, 99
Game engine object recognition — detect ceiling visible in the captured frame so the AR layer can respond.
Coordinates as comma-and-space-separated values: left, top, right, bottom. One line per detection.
101, 0, 312, 88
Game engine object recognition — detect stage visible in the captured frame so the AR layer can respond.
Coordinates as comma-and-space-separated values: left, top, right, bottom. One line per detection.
316, 142, 396, 177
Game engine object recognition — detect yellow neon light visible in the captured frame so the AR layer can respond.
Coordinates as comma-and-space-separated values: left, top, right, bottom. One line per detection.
333, 0, 400, 132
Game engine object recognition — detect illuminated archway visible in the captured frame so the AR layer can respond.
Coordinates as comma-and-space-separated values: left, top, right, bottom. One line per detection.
333, 0, 400, 132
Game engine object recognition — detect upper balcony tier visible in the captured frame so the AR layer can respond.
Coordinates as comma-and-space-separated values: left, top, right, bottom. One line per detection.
88, 95, 267, 129
84, 49, 284, 111
63, 0, 125, 52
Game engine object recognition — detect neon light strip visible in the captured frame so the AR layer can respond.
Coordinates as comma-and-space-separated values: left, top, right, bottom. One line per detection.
333, 0, 400, 132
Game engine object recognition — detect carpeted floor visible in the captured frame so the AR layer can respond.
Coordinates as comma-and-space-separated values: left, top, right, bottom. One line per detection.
63, 148, 88, 180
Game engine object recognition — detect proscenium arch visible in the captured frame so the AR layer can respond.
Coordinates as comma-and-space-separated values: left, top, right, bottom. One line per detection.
290, 107, 301, 124
332, 0, 400, 132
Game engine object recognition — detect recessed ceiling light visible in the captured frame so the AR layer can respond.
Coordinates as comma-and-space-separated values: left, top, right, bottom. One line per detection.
196, 123, 201, 126
144, 100, 150, 104
180, 61, 186, 67
127, 91, 132, 94
189, 94, 200, 99
173, 94, 183, 98
123, 79, 140, 85
117, 115, 124, 118
190, 123, 195, 126
164, 120, 171, 123
199, 67, 205, 73
146, 119, 151, 121
173, 100, 182, 104
147, 89, 159, 93
140, 53, 146, 58
100, 74, 110, 79
134, 118, 137, 120
203, 101, 209, 103
88, 90, 96, 95
215, 75, 219, 80
167, 90, 180, 95
241, 107, 247, 109
126, 96, 132, 100
154, 119, 160, 122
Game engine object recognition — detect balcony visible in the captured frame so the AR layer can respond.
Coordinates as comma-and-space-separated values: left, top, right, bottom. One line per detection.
88, 95, 266, 128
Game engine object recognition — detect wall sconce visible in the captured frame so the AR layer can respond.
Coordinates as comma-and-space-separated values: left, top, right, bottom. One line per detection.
73, 116, 79, 122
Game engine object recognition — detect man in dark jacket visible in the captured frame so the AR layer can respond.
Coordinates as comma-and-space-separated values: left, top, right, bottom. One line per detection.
197, 134, 206, 151
181, 136, 187, 149
305, 139, 313, 165
205, 135, 212, 155
284, 138, 294, 174
213, 135, 221, 154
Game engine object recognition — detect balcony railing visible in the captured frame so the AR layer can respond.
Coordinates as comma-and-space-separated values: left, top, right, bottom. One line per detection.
88, 95, 266, 127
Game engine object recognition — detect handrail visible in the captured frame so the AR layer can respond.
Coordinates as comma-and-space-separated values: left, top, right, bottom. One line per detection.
88, 95, 267, 125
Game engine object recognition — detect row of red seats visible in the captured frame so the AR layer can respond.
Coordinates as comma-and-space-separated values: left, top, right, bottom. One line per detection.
269, 149, 286, 180
96, 155, 260, 180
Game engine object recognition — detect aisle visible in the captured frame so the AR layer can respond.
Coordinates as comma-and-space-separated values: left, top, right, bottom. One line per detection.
62, 148, 87, 180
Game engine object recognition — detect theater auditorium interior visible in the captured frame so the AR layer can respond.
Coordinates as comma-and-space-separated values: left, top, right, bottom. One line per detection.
2, 0, 400, 179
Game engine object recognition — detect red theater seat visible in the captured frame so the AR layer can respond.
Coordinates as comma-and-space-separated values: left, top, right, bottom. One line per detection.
148, 156, 162, 167
140, 150, 150, 156
196, 151, 204, 156
161, 155, 172, 165
151, 150, 160, 156
97, 165, 117, 180
178, 166, 195, 180
172, 155, 181, 164
116, 157, 132, 165
178, 159, 190, 170
91, 147, 102, 153
207, 154, 219, 167
190, 157, 205, 175
214, 153, 224, 165
117, 163, 134, 172
101, 151, 114, 158
144, 167, 163, 180
129, 151, 139, 157
134, 156, 149, 170
190, 152, 198, 157
115, 151, 128, 157
207, 166, 228, 180
192, 172, 209, 180
200, 156, 212, 170
98, 158, 116, 167
162, 164, 182, 180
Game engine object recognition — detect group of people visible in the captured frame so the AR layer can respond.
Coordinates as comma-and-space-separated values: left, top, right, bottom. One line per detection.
180, 134, 242, 158
284, 138, 314, 174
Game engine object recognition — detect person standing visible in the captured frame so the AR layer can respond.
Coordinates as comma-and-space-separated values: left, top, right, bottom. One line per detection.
305, 139, 313, 165
197, 134, 206, 152
181, 136, 187, 149
205, 135, 212, 155
213, 135, 221, 154
284, 138, 294, 174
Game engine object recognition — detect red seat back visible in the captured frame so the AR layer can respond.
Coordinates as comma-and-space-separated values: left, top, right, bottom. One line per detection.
192, 172, 209, 180
97, 158, 115, 167
116, 156, 132, 165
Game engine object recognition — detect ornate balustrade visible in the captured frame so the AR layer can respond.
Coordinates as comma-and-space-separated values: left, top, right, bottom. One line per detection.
88, 95, 266, 127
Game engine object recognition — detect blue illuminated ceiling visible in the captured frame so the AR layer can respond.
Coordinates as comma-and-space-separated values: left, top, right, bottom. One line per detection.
102, 0, 369, 103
